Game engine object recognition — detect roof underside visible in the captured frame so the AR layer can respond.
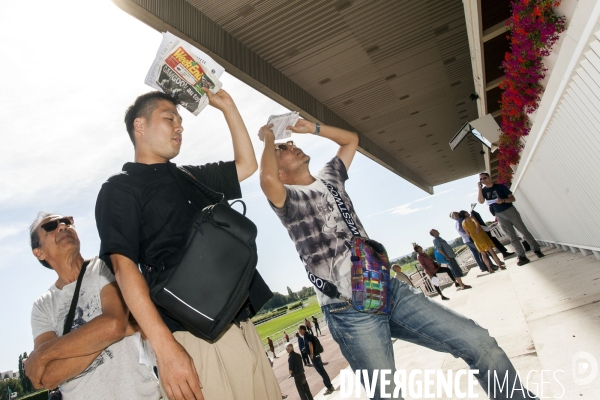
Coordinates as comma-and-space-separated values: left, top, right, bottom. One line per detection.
114, 0, 486, 193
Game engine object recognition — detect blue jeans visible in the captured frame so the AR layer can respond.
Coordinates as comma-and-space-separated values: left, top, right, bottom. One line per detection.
322, 279, 538, 400
311, 355, 333, 390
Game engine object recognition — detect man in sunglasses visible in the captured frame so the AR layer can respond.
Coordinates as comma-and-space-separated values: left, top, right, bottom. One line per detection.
95, 90, 280, 400
478, 172, 545, 266
258, 121, 539, 400
25, 212, 160, 399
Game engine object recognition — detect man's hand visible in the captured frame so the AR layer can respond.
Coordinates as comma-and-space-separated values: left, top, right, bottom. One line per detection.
204, 87, 235, 112
23, 351, 47, 389
258, 124, 275, 142
155, 339, 204, 400
287, 119, 317, 135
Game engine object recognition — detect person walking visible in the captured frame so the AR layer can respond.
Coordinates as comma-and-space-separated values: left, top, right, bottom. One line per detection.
286, 344, 314, 400
460, 211, 506, 274
311, 316, 322, 336
284, 331, 290, 343
478, 173, 545, 266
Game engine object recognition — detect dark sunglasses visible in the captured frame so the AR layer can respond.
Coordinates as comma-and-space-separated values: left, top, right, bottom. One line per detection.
275, 140, 295, 151
41, 216, 74, 232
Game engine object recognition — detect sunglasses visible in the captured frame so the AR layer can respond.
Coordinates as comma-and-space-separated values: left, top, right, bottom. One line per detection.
275, 141, 295, 151
41, 216, 74, 232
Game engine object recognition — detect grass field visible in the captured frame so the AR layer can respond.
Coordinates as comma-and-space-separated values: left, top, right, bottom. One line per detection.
255, 300, 321, 341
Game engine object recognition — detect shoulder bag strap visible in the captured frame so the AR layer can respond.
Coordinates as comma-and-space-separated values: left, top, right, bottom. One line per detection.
319, 179, 361, 237
178, 166, 225, 205
62, 260, 90, 335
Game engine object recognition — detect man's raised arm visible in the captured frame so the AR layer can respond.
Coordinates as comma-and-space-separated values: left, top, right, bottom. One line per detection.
288, 120, 359, 170
258, 125, 287, 208
110, 254, 204, 400
204, 88, 258, 182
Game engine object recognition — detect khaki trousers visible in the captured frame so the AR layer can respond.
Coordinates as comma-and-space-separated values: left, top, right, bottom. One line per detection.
160, 320, 281, 400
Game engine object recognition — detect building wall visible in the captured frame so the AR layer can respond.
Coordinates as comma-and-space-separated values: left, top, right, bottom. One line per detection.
511, 0, 600, 257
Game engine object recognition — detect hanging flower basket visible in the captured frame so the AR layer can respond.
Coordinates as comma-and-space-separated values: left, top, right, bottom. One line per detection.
497, 0, 566, 184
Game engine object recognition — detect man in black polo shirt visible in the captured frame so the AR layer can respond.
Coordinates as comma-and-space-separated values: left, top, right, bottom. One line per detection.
95, 90, 280, 400
286, 344, 313, 400
478, 172, 545, 266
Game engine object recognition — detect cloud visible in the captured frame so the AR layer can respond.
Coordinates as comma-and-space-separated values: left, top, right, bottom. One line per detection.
389, 204, 433, 216
412, 189, 454, 203
365, 189, 452, 218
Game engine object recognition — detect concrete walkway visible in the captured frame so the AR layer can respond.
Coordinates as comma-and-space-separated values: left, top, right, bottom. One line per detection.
297, 244, 600, 400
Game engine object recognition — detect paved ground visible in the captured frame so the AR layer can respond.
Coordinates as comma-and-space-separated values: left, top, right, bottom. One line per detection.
275, 244, 600, 400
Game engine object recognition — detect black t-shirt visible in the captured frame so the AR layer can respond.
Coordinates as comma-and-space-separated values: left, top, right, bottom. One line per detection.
95, 160, 241, 332
288, 351, 304, 377
482, 183, 513, 213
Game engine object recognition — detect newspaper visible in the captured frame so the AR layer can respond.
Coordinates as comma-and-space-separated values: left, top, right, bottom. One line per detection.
145, 32, 225, 115
267, 111, 300, 140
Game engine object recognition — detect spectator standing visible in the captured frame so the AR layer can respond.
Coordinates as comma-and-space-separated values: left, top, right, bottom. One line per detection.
460, 211, 506, 274
284, 331, 290, 343
311, 316, 322, 336
296, 332, 311, 367
304, 318, 313, 335
415, 245, 471, 300
450, 211, 498, 272
478, 173, 545, 266
286, 344, 314, 400
267, 337, 277, 358
297, 325, 334, 395
25, 213, 159, 399
430, 229, 472, 289
470, 204, 515, 259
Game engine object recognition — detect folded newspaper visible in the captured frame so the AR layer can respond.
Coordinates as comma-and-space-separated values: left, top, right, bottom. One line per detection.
145, 32, 225, 115
267, 111, 300, 140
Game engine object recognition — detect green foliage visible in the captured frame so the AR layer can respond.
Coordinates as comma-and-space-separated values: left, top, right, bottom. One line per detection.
425, 246, 434, 258
19, 352, 34, 394
0, 378, 23, 400
451, 237, 464, 247
287, 301, 302, 310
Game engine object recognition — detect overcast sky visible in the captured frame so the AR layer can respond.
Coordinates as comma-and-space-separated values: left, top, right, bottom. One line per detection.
0, 0, 493, 372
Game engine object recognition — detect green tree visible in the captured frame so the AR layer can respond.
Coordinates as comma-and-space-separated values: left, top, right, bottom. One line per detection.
425, 246, 435, 258
19, 352, 34, 394
0, 378, 23, 400
286, 286, 298, 301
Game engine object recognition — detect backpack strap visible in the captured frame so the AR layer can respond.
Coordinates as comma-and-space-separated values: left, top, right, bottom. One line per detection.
63, 260, 90, 335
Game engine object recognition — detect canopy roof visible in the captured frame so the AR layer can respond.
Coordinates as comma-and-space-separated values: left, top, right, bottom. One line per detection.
115, 0, 486, 193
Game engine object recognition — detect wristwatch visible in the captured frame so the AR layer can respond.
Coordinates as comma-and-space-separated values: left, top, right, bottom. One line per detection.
314, 123, 321, 135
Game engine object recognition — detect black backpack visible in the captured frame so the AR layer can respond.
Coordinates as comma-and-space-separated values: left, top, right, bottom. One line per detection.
312, 335, 324, 355
149, 166, 271, 342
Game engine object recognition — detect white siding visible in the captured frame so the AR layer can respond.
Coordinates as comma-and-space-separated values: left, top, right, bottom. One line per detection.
512, 18, 600, 252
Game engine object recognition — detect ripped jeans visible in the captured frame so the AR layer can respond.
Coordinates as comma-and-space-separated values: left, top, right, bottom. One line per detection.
322, 279, 538, 399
